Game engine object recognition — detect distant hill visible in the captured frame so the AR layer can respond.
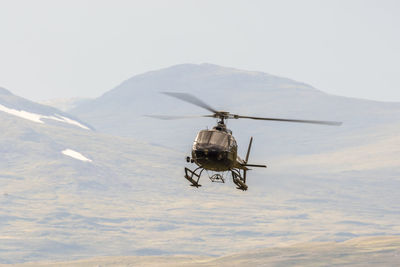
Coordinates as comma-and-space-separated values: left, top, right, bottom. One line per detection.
6, 236, 400, 267
0, 87, 92, 131
40, 97, 92, 112
0, 88, 183, 263
70, 64, 400, 157
0, 87, 181, 197
1, 67, 399, 264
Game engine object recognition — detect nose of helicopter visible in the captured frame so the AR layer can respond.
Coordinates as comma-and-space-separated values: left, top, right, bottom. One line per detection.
192, 144, 232, 172
194, 145, 226, 161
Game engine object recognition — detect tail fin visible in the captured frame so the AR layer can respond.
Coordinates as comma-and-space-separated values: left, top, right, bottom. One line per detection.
245, 137, 253, 164
243, 136, 267, 169
243, 137, 253, 184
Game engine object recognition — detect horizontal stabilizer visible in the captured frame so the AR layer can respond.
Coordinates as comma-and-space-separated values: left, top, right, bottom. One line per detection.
244, 164, 267, 168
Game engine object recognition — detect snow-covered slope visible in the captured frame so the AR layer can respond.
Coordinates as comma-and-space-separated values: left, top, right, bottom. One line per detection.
0, 87, 92, 130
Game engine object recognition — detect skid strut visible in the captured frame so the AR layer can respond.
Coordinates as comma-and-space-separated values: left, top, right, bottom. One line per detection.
231, 169, 248, 191
184, 167, 204, 187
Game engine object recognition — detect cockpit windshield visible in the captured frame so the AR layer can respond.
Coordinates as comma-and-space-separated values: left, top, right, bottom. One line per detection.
195, 130, 229, 147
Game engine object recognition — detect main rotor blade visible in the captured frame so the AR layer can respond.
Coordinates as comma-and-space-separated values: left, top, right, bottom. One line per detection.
144, 115, 209, 120
235, 115, 342, 126
162, 92, 218, 114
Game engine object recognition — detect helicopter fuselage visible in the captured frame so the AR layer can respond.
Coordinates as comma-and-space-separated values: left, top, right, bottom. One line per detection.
191, 125, 241, 172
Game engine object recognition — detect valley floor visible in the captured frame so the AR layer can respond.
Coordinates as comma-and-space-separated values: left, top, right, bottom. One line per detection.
2, 236, 400, 267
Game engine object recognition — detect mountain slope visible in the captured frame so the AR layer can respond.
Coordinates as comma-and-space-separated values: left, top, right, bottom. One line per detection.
1, 68, 399, 264
0, 92, 184, 263
2, 103, 399, 264
70, 64, 400, 157
40, 97, 92, 112
0, 87, 92, 131
6, 236, 400, 266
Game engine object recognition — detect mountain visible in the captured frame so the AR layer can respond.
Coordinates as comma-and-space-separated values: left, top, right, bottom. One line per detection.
40, 97, 92, 112
70, 64, 400, 158
0, 89, 184, 263
0, 87, 92, 131
1, 66, 399, 265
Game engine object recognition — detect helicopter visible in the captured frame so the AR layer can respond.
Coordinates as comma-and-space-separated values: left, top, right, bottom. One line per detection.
149, 92, 342, 191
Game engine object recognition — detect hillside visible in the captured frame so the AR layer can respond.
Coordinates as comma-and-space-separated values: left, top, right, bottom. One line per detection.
0, 90, 182, 263
5, 236, 400, 266
0, 88, 91, 131
70, 64, 400, 157
1, 66, 399, 265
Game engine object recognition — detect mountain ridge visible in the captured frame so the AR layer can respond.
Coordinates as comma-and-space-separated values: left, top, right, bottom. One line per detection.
0, 87, 13, 95
69, 63, 400, 156
1, 64, 399, 264
0, 87, 93, 131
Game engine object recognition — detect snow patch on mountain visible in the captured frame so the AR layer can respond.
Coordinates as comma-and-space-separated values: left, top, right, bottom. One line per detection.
62, 149, 92, 162
0, 103, 90, 130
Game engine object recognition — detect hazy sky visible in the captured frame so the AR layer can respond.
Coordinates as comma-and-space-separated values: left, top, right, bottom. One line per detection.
0, 0, 399, 102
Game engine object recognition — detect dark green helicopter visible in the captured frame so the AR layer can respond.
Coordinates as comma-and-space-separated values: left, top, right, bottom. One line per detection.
149, 92, 342, 191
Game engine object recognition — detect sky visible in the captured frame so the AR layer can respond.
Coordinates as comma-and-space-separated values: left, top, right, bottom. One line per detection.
0, 0, 399, 102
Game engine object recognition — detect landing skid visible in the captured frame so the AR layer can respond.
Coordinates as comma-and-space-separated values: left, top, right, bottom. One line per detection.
184, 167, 204, 187
231, 169, 248, 191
